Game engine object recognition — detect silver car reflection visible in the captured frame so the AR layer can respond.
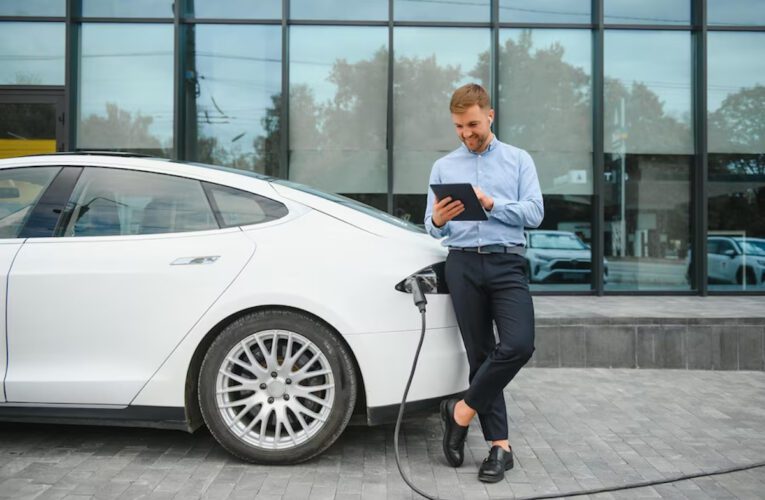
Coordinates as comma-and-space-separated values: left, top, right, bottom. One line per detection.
524, 230, 607, 284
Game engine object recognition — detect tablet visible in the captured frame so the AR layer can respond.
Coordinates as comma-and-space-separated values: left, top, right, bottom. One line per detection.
430, 183, 488, 221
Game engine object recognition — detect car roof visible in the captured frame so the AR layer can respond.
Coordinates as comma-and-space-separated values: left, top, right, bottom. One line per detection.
0, 153, 274, 191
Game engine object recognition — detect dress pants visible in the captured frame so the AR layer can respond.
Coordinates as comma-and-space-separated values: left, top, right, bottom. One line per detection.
445, 250, 535, 441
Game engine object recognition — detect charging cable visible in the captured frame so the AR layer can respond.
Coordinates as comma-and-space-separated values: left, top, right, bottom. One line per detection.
394, 277, 765, 500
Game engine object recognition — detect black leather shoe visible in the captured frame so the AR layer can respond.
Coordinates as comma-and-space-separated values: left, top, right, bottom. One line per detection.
478, 445, 514, 483
440, 398, 468, 467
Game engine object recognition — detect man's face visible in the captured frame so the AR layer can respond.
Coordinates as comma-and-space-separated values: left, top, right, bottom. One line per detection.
452, 104, 494, 153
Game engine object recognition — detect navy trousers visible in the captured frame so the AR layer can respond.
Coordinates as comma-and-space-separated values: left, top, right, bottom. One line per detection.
445, 250, 535, 441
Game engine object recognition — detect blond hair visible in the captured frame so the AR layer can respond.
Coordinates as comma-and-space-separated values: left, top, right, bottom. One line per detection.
449, 83, 491, 113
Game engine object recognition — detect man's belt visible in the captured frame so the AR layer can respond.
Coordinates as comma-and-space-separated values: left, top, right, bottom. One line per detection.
449, 244, 525, 255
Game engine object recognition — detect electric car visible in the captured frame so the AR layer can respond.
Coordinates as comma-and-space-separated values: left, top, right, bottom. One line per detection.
0, 153, 467, 464
705, 236, 765, 286
524, 230, 608, 284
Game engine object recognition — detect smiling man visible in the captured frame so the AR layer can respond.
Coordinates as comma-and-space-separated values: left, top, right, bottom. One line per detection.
424, 83, 543, 483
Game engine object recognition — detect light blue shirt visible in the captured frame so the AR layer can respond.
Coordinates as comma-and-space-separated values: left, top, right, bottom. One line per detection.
424, 137, 544, 248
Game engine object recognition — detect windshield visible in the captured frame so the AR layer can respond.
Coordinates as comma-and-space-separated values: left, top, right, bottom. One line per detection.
733, 239, 765, 256
273, 179, 424, 233
530, 232, 588, 250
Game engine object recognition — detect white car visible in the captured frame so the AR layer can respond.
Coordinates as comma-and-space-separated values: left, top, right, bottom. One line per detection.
706, 236, 765, 286
524, 230, 607, 284
0, 153, 467, 464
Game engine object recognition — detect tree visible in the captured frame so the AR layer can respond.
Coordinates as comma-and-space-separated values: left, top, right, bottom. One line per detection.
78, 103, 164, 154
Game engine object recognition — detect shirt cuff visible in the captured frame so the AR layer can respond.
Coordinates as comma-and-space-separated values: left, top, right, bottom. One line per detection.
427, 217, 449, 238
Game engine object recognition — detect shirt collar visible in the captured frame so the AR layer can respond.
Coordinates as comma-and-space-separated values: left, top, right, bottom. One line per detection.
463, 135, 498, 156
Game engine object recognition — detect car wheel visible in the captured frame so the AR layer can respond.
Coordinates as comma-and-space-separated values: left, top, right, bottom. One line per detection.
198, 310, 357, 464
735, 267, 756, 286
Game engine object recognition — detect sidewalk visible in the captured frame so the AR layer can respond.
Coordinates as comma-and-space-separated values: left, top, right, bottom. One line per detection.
1, 368, 764, 499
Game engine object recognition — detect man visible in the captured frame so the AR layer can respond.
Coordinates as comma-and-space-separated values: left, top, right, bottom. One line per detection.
424, 83, 543, 483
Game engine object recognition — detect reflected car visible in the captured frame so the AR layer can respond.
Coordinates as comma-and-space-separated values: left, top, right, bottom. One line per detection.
0, 153, 467, 464
704, 236, 765, 286
524, 230, 607, 284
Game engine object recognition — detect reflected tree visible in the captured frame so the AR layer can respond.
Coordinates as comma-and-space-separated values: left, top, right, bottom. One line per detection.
79, 103, 165, 154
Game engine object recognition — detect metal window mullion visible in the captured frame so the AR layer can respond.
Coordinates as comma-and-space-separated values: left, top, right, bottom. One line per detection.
387, 0, 394, 214
491, 0, 499, 134
592, 0, 605, 295
693, 0, 708, 295
64, 0, 76, 151
173, 0, 183, 159
280, 0, 289, 180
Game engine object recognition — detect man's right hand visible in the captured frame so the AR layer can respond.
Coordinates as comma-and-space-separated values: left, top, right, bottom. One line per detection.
432, 196, 464, 228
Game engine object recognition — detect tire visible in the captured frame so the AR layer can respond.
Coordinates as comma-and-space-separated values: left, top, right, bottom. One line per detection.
198, 310, 357, 464
735, 267, 756, 286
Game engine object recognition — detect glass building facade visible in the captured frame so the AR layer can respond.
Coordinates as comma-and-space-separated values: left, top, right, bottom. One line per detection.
1, 0, 764, 294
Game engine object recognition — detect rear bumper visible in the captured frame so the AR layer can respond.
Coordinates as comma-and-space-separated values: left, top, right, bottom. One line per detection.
344, 325, 468, 410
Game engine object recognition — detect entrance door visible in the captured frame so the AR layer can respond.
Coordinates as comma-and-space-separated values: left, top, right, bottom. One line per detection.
0, 90, 66, 159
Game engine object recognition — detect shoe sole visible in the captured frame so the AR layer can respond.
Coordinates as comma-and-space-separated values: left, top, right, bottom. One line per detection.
440, 400, 463, 468
478, 458, 514, 483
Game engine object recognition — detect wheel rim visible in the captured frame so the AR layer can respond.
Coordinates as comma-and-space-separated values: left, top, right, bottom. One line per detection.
215, 329, 335, 450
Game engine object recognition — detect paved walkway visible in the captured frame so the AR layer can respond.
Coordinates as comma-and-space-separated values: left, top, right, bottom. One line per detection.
1, 368, 764, 499
533, 296, 765, 320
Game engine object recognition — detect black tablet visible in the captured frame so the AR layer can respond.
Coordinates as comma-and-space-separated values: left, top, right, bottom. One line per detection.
430, 183, 488, 221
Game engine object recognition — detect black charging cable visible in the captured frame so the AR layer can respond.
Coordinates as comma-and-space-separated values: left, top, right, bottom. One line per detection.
394, 277, 765, 500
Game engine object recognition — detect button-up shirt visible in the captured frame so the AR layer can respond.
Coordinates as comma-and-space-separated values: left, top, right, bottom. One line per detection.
424, 137, 544, 248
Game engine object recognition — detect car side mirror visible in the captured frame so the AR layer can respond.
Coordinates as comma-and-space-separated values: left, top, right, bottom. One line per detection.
724, 249, 736, 258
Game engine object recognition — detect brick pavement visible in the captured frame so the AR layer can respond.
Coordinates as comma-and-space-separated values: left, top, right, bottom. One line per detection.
1, 369, 764, 500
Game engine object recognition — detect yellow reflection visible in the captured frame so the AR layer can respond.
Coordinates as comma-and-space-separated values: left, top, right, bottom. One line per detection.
0, 139, 56, 159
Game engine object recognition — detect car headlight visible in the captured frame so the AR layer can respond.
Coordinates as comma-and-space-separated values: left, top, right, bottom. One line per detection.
535, 253, 553, 262
395, 262, 449, 294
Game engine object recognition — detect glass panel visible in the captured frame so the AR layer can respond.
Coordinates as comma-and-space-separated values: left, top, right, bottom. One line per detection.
499, 29, 592, 290
205, 183, 288, 227
604, 31, 692, 290
604, 0, 689, 25
289, 27, 388, 199
0, 22, 64, 85
0, 0, 64, 16
0, 103, 57, 159
64, 168, 217, 237
185, 25, 281, 175
392, 27, 489, 224
395, 0, 489, 22
292, 0, 386, 21
0, 167, 60, 238
81, 0, 174, 18
708, 32, 765, 291
184, 0, 280, 19
709, 0, 765, 26
500, 0, 590, 23
77, 24, 173, 156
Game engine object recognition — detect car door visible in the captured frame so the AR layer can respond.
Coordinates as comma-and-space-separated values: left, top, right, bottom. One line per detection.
0, 165, 62, 402
5, 166, 256, 405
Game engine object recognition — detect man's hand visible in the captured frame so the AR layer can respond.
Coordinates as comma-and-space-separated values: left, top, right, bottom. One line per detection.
473, 186, 494, 211
432, 196, 464, 227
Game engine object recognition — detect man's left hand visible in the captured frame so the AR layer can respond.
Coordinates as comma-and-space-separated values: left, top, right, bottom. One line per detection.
473, 186, 494, 211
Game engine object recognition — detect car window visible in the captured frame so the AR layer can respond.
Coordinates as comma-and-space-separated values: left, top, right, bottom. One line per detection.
204, 183, 288, 227
0, 166, 61, 238
707, 240, 719, 254
529, 232, 587, 250
716, 239, 735, 254
62, 168, 218, 237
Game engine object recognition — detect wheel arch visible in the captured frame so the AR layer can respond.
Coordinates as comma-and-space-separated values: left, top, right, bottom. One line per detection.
184, 305, 367, 431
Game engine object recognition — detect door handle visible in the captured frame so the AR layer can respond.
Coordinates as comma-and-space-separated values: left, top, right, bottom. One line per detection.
171, 256, 220, 265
